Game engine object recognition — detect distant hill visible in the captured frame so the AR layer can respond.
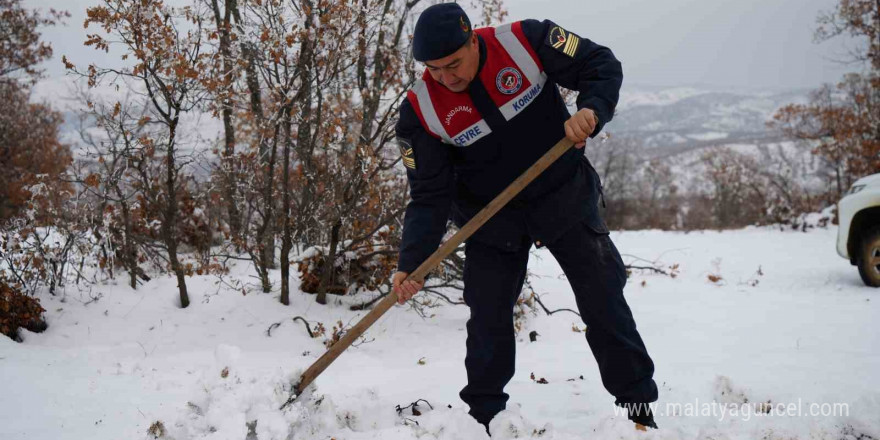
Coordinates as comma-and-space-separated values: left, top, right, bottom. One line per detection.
605, 84, 811, 159
590, 85, 827, 194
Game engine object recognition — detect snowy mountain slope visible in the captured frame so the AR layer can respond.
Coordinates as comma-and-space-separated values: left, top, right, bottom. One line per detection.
608, 85, 808, 153
1, 226, 878, 440
581, 85, 822, 196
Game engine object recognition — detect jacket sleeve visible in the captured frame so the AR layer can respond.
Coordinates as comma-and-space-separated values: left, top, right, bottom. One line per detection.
520, 19, 623, 138
395, 99, 454, 275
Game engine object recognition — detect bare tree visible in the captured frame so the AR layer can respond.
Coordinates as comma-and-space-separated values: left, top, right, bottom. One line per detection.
771, 0, 879, 201
73, 0, 212, 308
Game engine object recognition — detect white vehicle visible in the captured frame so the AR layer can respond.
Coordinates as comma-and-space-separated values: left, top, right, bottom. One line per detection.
837, 173, 880, 287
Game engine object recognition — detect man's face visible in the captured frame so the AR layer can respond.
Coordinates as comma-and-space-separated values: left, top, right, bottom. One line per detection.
424, 35, 479, 93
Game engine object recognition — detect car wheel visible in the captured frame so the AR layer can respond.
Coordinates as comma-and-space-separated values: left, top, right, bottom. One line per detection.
857, 226, 880, 287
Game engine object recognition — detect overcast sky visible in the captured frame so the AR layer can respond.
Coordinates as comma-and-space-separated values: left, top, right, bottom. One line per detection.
501, 0, 856, 90
26, 0, 858, 93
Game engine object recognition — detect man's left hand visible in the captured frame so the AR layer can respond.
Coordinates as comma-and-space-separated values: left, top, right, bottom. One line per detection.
564, 108, 598, 149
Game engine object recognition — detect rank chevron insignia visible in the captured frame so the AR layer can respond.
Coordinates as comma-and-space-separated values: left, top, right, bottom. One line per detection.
397, 137, 416, 170
401, 147, 416, 169
547, 26, 580, 58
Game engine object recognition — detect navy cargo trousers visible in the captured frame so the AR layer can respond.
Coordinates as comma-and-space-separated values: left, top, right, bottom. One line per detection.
458, 219, 658, 425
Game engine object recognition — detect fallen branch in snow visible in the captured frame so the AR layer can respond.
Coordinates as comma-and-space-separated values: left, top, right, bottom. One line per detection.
351, 335, 375, 347
350, 284, 465, 312
626, 264, 669, 276
521, 254, 679, 321
422, 289, 465, 306
620, 253, 680, 278
350, 290, 389, 311
531, 291, 581, 317
82, 291, 103, 306
266, 316, 315, 338
292, 316, 314, 338
395, 399, 433, 417
266, 322, 281, 337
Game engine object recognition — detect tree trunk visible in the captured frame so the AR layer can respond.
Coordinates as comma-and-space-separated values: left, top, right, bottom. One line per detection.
211, 0, 242, 241
258, 127, 279, 293
281, 0, 316, 305
295, 0, 317, 249
164, 115, 189, 308
316, 220, 341, 305
280, 109, 292, 305
117, 193, 137, 289
231, 0, 276, 289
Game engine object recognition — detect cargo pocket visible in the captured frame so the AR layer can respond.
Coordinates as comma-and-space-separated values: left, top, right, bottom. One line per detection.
583, 219, 627, 286
583, 211, 610, 235
581, 155, 606, 209
580, 156, 610, 235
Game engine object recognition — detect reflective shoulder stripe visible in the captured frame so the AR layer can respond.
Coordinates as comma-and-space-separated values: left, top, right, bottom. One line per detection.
494, 22, 548, 121
494, 23, 542, 86
412, 78, 452, 144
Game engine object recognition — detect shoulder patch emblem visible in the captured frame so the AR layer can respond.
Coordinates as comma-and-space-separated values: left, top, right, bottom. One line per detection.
546, 26, 580, 58
397, 137, 416, 170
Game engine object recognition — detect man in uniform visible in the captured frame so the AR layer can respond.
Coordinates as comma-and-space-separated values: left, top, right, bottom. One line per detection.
391, 3, 658, 432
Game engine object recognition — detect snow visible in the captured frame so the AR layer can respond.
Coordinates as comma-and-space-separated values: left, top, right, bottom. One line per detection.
686, 132, 728, 141
2, 226, 880, 440
618, 87, 707, 110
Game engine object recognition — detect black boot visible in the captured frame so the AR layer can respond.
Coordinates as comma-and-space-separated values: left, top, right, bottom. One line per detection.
623, 403, 658, 430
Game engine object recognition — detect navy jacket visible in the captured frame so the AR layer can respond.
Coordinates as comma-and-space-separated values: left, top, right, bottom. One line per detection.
396, 19, 623, 274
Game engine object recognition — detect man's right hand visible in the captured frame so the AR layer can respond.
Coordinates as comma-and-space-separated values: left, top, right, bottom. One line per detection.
392, 271, 425, 304
564, 108, 597, 149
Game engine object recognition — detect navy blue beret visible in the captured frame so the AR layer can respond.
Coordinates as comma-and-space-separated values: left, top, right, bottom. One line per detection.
412, 3, 473, 62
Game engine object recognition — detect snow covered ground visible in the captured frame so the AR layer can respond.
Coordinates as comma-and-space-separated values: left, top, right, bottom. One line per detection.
2, 226, 879, 440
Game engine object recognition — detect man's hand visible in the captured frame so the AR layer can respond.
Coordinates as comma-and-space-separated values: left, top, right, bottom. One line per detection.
564, 108, 598, 149
392, 271, 425, 305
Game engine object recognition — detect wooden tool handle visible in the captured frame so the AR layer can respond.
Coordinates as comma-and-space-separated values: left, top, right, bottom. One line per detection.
293, 137, 576, 396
